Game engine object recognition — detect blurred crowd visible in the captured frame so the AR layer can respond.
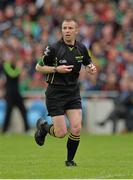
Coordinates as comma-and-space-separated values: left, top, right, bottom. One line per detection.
0, 0, 133, 96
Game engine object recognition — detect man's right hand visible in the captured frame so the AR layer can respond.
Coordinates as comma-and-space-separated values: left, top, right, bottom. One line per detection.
56, 65, 74, 73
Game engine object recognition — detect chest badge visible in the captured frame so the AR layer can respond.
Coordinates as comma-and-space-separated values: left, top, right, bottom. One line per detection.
59, 59, 67, 64
75, 56, 83, 62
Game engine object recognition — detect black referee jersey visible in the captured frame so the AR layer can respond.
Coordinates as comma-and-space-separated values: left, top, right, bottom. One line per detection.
38, 39, 92, 86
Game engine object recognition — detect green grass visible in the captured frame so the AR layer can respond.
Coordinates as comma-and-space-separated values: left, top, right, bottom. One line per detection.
0, 132, 133, 179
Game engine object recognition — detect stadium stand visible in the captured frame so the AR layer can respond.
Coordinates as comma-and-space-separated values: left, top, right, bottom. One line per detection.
0, 0, 133, 133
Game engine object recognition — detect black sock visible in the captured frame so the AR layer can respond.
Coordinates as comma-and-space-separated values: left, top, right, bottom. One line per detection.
67, 133, 80, 162
44, 124, 55, 137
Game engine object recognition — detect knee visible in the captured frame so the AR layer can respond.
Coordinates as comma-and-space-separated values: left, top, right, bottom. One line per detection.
71, 125, 81, 136
55, 129, 67, 138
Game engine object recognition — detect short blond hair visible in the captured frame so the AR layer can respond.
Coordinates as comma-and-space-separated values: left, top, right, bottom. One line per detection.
61, 18, 78, 28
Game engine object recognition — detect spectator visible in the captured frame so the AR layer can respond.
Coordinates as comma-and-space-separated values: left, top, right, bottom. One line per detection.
97, 71, 133, 133
124, 76, 133, 132
1, 47, 30, 133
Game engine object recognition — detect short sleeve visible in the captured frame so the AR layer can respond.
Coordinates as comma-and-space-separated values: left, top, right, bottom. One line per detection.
38, 46, 55, 66
82, 45, 92, 66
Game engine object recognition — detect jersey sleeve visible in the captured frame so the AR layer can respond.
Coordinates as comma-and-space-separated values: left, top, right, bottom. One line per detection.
38, 45, 55, 66
82, 45, 92, 66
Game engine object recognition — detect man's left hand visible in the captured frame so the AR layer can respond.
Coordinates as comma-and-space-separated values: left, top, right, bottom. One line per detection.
85, 63, 97, 75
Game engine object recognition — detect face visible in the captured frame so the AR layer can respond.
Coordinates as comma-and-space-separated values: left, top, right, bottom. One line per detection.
61, 20, 78, 45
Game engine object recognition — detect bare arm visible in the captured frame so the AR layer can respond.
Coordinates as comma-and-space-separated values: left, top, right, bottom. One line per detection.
36, 64, 57, 73
36, 64, 74, 74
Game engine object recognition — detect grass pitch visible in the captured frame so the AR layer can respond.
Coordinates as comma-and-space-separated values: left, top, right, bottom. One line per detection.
0, 132, 133, 179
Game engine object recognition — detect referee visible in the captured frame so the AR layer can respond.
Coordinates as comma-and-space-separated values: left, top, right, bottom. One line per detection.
34, 18, 97, 166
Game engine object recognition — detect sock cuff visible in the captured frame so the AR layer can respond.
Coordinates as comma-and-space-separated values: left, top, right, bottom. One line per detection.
49, 124, 55, 136
69, 133, 80, 141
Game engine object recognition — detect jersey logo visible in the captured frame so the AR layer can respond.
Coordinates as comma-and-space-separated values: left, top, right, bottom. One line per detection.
75, 56, 83, 62
44, 46, 50, 56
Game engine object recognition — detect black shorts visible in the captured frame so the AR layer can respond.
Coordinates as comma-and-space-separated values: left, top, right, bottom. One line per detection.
45, 84, 82, 116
